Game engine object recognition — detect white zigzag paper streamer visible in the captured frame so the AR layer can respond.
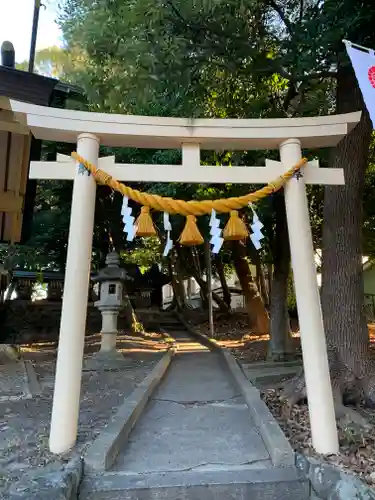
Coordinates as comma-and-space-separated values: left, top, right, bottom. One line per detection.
209, 209, 224, 254
121, 196, 136, 241
249, 204, 264, 250
163, 212, 173, 256
163, 212, 172, 232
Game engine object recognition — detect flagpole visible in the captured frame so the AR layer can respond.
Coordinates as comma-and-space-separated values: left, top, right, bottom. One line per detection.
205, 239, 214, 338
29, 0, 42, 73
343, 39, 374, 54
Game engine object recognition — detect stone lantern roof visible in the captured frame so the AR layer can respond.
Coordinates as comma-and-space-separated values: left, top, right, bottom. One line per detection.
91, 252, 133, 283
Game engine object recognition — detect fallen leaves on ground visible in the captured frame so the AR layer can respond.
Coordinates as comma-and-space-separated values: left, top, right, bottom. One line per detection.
262, 388, 375, 486
194, 314, 300, 362
194, 314, 375, 487
0, 331, 167, 497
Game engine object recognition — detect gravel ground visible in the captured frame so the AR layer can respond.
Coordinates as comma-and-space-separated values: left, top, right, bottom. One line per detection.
0, 332, 167, 497
194, 314, 301, 362
262, 388, 375, 486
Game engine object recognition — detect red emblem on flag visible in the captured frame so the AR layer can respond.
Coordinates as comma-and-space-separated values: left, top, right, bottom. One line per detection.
368, 66, 375, 88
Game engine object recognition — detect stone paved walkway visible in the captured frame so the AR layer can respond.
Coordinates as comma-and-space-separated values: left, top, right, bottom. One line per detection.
81, 328, 309, 499
113, 330, 272, 473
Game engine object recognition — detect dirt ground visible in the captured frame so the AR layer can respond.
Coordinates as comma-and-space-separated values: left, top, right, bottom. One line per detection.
3, 314, 375, 494
196, 315, 375, 486
0, 331, 169, 497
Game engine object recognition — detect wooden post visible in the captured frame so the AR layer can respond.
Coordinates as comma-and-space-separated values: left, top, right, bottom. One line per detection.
205, 240, 214, 338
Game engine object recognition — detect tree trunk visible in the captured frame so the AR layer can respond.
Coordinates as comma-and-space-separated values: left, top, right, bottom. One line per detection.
216, 255, 232, 310
200, 286, 208, 309
255, 260, 269, 307
231, 241, 269, 334
267, 263, 273, 298
123, 295, 144, 333
5, 281, 16, 302
189, 248, 230, 313
186, 278, 193, 302
167, 254, 187, 310
166, 294, 178, 311
268, 192, 293, 360
321, 63, 372, 375
192, 268, 230, 313
121, 283, 143, 332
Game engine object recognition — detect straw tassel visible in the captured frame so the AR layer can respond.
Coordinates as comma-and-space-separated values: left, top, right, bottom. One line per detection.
135, 206, 157, 237
223, 210, 249, 240
178, 215, 204, 246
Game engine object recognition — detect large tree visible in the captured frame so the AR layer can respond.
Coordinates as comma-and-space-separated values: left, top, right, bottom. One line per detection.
57, 0, 375, 389
57, 0, 319, 344
56, 0, 279, 333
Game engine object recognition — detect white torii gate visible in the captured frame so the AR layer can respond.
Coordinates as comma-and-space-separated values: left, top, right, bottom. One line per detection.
0, 97, 361, 456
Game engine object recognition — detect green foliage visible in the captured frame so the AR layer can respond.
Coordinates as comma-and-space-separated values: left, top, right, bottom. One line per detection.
55, 0, 337, 263
14, 0, 375, 276
287, 273, 297, 313
120, 237, 162, 273
16, 46, 74, 78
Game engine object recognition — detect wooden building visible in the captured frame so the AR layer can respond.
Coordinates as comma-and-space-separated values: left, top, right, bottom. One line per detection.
0, 40, 83, 243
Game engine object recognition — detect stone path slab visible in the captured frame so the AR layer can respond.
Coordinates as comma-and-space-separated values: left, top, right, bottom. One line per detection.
241, 360, 302, 388
113, 351, 271, 473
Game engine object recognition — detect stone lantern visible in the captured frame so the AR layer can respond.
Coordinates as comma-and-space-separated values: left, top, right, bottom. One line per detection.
91, 251, 130, 361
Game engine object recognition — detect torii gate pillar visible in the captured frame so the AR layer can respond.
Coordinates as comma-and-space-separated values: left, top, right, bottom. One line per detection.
49, 133, 99, 454
281, 138, 339, 454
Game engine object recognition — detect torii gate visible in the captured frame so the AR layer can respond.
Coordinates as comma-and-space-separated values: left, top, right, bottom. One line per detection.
0, 97, 361, 456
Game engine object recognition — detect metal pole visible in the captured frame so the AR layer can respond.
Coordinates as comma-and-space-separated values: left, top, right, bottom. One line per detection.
29, 0, 41, 73
205, 240, 214, 337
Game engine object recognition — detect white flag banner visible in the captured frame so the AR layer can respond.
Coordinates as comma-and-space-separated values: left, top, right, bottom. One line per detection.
344, 40, 375, 127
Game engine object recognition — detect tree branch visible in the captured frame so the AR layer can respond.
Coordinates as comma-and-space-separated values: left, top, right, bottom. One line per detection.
267, 0, 293, 35
283, 83, 298, 113
165, 0, 336, 86
303, 71, 338, 80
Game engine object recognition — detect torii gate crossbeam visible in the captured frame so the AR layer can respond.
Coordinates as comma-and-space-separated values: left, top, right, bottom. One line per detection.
0, 97, 361, 457
29, 153, 345, 185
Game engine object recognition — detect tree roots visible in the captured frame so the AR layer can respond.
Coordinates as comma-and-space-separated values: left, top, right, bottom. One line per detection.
278, 349, 375, 430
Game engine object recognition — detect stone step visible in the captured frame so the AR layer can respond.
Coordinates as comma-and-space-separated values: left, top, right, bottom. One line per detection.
241, 364, 300, 388
242, 360, 302, 370
244, 365, 300, 379
80, 467, 309, 500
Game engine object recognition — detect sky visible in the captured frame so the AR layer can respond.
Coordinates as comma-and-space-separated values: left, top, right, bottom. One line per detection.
0, 0, 62, 63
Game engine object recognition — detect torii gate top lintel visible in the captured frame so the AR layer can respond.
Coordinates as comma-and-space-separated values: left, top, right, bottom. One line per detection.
0, 97, 361, 150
